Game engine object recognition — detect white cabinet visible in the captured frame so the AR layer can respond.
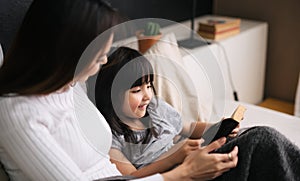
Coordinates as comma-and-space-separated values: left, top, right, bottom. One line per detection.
176, 16, 268, 104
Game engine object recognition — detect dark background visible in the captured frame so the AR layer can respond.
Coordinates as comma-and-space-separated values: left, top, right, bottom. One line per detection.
107, 0, 212, 22
0, 0, 212, 53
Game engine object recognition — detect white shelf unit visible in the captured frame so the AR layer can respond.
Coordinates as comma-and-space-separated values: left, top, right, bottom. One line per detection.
175, 16, 268, 104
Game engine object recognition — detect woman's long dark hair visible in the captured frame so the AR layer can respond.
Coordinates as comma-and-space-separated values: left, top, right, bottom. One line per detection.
95, 47, 157, 143
0, 0, 122, 95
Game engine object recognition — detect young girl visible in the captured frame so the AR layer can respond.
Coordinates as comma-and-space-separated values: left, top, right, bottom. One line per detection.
95, 46, 239, 177
95, 46, 300, 181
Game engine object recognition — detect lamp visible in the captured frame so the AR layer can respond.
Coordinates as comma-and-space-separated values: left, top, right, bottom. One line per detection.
178, 0, 207, 49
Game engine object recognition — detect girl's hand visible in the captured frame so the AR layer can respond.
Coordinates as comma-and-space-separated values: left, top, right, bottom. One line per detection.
162, 137, 238, 181
219, 117, 240, 138
161, 139, 204, 165
228, 124, 240, 138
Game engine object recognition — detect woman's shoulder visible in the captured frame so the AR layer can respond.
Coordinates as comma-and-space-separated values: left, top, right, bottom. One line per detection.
0, 96, 45, 133
0, 96, 44, 119
0, 94, 62, 125
0, 88, 73, 111
0, 95, 35, 109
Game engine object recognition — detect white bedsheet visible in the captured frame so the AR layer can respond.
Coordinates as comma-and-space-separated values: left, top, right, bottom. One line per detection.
223, 101, 300, 148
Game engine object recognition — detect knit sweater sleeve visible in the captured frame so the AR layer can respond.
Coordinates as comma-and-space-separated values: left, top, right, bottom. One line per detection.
0, 98, 89, 181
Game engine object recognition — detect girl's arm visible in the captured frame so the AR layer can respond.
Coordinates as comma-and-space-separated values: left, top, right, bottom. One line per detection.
180, 120, 212, 139
109, 148, 137, 175
109, 139, 201, 178
110, 148, 175, 177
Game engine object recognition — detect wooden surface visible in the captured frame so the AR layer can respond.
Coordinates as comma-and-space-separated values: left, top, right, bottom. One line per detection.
258, 98, 295, 115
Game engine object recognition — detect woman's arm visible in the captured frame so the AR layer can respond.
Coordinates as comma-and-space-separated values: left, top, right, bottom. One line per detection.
111, 138, 238, 181
161, 137, 239, 181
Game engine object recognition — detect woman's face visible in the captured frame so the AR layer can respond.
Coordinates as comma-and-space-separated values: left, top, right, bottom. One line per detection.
122, 82, 153, 119
76, 34, 113, 82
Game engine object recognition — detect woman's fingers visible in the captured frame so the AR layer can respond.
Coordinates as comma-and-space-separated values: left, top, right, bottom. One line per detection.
191, 146, 238, 180
177, 143, 239, 181
221, 146, 238, 163
229, 146, 238, 163
187, 138, 204, 147
204, 137, 226, 153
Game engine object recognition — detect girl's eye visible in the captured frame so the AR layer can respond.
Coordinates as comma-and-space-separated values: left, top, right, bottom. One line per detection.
147, 83, 152, 89
130, 87, 141, 93
131, 90, 140, 93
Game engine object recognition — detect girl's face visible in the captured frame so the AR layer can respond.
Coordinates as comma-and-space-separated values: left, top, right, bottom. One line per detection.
122, 81, 153, 119
76, 34, 113, 82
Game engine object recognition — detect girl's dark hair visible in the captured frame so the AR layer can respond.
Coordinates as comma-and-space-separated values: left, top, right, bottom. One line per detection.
0, 0, 122, 95
95, 46, 157, 143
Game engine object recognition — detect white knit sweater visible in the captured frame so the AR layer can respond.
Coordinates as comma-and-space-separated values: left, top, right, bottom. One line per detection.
0, 84, 122, 181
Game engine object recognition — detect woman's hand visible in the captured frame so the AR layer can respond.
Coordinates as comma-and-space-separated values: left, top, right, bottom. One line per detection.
162, 137, 238, 181
173, 139, 204, 164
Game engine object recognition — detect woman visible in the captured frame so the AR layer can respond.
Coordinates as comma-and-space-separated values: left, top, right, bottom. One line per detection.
0, 0, 238, 180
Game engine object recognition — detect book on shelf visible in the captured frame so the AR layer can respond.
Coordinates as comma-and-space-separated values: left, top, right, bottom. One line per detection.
198, 28, 240, 40
197, 15, 241, 40
198, 16, 241, 32
202, 105, 247, 146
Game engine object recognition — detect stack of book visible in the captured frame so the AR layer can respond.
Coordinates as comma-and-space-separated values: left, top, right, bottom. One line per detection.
197, 16, 241, 40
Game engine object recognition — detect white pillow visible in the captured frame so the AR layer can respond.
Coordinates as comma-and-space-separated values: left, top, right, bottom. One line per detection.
143, 33, 213, 122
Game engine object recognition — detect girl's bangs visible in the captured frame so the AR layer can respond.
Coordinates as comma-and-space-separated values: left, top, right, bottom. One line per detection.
130, 57, 154, 88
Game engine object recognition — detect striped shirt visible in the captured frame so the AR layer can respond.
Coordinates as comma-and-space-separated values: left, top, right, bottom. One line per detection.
0, 84, 121, 180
